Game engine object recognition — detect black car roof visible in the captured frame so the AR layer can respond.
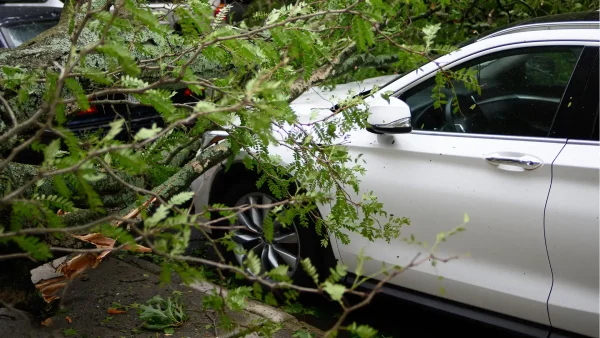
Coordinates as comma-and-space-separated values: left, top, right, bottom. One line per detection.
0, 6, 61, 26
458, 10, 599, 47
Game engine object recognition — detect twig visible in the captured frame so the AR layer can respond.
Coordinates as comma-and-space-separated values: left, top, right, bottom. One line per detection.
0, 94, 17, 127
205, 312, 219, 337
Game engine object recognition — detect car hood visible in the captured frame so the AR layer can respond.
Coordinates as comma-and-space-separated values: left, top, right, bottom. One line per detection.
289, 74, 397, 123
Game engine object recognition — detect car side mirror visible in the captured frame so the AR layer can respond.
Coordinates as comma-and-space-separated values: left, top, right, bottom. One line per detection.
366, 96, 412, 134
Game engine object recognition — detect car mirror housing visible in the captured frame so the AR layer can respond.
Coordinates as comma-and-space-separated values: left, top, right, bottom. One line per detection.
366, 96, 412, 134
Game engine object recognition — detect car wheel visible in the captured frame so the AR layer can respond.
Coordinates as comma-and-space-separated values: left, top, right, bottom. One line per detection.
212, 178, 334, 287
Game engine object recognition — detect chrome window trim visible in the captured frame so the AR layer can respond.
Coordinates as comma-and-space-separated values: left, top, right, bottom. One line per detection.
479, 22, 600, 41
411, 130, 567, 144
567, 139, 600, 146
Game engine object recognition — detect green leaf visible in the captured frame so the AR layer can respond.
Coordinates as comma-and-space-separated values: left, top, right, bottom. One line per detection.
225, 286, 252, 311
168, 191, 195, 206
77, 67, 113, 85
244, 250, 261, 275
139, 292, 188, 331
136, 90, 176, 118
97, 43, 140, 76
43, 139, 61, 165
267, 265, 290, 282
293, 330, 315, 338
145, 204, 170, 227
423, 23, 441, 51
323, 281, 345, 301
63, 328, 78, 337
300, 258, 319, 285
124, 0, 168, 33
346, 322, 378, 338
352, 17, 375, 52
102, 119, 125, 143
12, 236, 52, 260
33, 194, 75, 212
463, 213, 470, 223
64, 78, 89, 111
134, 123, 162, 141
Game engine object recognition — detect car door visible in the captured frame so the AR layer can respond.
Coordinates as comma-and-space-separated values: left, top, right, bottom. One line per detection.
544, 46, 599, 338
338, 43, 586, 327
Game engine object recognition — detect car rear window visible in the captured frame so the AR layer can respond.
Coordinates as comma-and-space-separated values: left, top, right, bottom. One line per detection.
1, 19, 58, 47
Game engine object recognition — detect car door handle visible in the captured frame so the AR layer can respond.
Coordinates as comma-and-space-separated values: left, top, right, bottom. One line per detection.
485, 153, 542, 171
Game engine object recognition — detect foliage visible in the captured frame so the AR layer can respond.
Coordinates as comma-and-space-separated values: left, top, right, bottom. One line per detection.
138, 292, 189, 332
0, 0, 594, 337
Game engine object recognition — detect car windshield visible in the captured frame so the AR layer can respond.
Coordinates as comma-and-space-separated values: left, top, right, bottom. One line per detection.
1, 20, 58, 47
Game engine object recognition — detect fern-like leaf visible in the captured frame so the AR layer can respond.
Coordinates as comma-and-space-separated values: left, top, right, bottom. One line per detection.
33, 194, 75, 212
300, 257, 319, 285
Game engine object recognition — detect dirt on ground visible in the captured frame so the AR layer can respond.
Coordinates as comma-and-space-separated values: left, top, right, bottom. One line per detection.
0, 255, 270, 338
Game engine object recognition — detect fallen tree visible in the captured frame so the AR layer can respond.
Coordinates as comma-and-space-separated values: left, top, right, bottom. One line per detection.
0, 1, 422, 330
0, 0, 594, 336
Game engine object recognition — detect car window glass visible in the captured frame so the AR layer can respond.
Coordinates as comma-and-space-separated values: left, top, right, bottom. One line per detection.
400, 46, 583, 138
1, 20, 58, 48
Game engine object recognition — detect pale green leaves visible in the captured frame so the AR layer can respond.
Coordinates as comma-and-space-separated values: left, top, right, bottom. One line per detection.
245, 250, 262, 275
300, 258, 319, 285
346, 322, 378, 338
267, 265, 290, 282
145, 204, 170, 227
121, 75, 149, 89
102, 119, 125, 143
144, 192, 195, 228
422, 23, 441, 51
431, 213, 469, 253
43, 139, 63, 167
134, 124, 162, 141
82, 172, 107, 183
323, 281, 346, 301
169, 191, 195, 206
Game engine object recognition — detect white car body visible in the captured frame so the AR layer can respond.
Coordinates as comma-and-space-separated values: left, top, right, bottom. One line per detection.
192, 15, 599, 338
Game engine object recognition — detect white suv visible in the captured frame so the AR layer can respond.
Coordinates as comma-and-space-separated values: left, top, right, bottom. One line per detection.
193, 11, 599, 338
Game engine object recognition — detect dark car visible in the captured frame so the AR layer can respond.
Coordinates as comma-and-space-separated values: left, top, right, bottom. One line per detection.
0, 3, 61, 48
0, 2, 202, 164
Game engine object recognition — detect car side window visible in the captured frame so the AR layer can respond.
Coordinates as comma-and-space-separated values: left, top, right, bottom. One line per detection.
400, 46, 583, 138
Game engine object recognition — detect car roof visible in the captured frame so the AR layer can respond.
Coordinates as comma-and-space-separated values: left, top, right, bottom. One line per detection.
458, 11, 599, 47
382, 26, 599, 95
0, 6, 61, 26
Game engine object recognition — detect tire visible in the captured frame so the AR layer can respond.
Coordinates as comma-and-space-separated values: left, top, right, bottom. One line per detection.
211, 178, 334, 288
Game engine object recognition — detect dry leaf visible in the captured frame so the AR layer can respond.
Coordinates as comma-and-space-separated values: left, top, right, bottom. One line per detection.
40, 318, 53, 327
107, 308, 127, 315
57, 253, 100, 279
65, 316, 72, 323
35, 276, 68, 303
123, 244, 152, 253
73, 233, 116, 248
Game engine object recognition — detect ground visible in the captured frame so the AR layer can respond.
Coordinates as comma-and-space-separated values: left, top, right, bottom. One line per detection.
0, 254, 321, 338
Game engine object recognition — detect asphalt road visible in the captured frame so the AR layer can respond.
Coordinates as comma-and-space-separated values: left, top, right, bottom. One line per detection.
292, 291, 533, 338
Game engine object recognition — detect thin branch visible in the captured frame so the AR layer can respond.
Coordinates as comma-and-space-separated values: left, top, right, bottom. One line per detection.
0, 94, 17, 127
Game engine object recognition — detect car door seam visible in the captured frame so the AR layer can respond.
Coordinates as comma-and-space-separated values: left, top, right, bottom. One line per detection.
542, 140, 567, 335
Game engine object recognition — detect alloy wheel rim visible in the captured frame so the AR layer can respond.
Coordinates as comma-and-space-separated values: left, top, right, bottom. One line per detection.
231, 192, 300, 276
